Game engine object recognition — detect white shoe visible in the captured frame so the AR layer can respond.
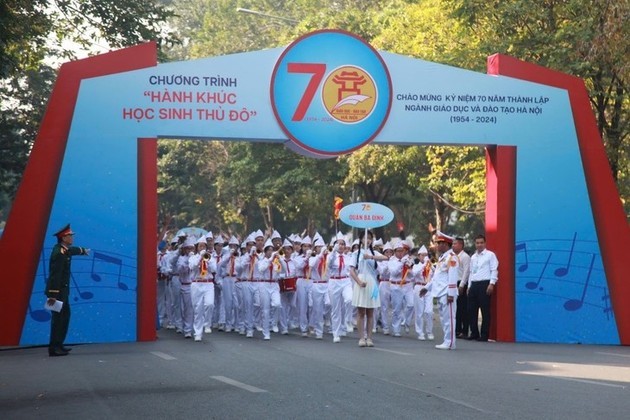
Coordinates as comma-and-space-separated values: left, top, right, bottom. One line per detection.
204, 327, 212, 334
358, 338, 367, 347
346, 323, 354, 333
372, 328, 377, 334
394, 332, 401, 337
404, 326, 410, 334
383, 330, 390, 336
166, 324, 175, 330
333, 336, 341, 343
435, 343, 453, 350
301, 332, 308, 338
366, 338, 374, 347
218, 324, 225, 332
239, 328, 245, 335
194, 336, 202, 342
418, 334, 426, 341
427, 333, 435, 340
263, 335, 270, 340
281, 330, 289, 335
256, 325, 263, 332
246, 331, 253, 338
272, 325, 279, 333
315, 335, 323, 340
184, 333, 192, 339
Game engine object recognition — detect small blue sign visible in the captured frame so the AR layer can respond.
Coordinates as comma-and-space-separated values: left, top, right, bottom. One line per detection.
339, 202, 394, 229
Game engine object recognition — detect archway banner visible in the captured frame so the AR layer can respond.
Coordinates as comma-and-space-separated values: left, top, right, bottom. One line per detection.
1, 30, 627, 346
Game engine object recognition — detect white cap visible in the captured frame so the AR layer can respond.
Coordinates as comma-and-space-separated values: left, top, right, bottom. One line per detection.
435, 230, 455, 244
263, 238, 274, 250
205, 231, 214, 240
229, 235, 239, 246
254, 229, 264, 239
183, 237, 196, 248
313, 238, 326, 247
292, 234, 302, 244
196, 237, 206, 245
214, 235, 224, 245
271, 230, 281, 240
246, 234, 255, 244
313, 232, 323, 243
302, 236, 312, 245
373, 238, 383, 247
419, 245, 428, 254
352, 239, 359, 247
282, 239, 293, 248
383, 241, 393, 251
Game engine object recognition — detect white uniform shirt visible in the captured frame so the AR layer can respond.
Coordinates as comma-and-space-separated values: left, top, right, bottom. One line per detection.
425, 249, 459, 298
456, 251, 471, 287
326, 249, 351, 279
470, 249, 499, 285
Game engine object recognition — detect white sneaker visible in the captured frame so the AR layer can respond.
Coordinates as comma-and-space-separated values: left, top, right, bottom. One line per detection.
246, 331, 253, 338
435, 343, 453, 350
184, 333, 192, 338
315, 335, 323, 340
166, 324, 175, 330
239, 328, 245, 335
427, 333, 435, 340
333, 336, 341, 343
394, 332, 401, 337
218, 324, 225, 332
263, 335, 270, 340
256, 325, 263, 332
383, 329, 390, 336
281, 330, 289, 335
372, 328, 377, 334
301, 332, 308, 338
346, 323, 354, 333
418, 334, 426, 341
358, 338, 367, 347
194, 336, 202, 342
204, 327, 212, 334
272, 325, 279, 333
404, 326, 410, 334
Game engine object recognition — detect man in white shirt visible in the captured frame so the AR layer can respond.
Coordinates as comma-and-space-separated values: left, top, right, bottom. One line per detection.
463, 234, 499, 341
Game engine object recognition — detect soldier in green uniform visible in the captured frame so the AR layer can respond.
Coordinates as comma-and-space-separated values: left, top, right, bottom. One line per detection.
45, 224, 89, 357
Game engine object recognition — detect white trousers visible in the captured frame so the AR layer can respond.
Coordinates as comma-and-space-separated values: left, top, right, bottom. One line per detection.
222, 276, 236, 330
296, 278, 312, 333
328, 278, 352, 339
192, 282, 214, 338
310, 282, 329, 337
378, 281, 391, 332
180, 283, 193, 334
436, 294, 457, 349
259, 282, 281, 338
167, 276, 182, 330
389, 283, 405, 334
413, 285, 433, 336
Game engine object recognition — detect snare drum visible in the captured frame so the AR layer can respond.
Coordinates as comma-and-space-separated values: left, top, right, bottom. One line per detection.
279, 277, 297, 292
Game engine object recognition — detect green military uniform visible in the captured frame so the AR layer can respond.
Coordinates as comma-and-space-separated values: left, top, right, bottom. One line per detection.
46, 242, 88, 354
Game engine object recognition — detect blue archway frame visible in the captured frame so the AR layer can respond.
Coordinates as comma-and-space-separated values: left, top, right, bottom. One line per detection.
1, 33, 628, 346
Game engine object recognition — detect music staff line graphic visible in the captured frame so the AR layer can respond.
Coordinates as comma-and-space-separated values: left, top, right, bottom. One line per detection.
515, 233, 612, 320
29, 247, 138, 323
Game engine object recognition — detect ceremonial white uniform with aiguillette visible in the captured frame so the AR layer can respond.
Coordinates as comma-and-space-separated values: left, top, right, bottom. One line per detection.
424, 249, 459, 349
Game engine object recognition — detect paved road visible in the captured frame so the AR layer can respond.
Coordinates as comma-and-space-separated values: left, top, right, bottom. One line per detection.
1, 328, 629, 419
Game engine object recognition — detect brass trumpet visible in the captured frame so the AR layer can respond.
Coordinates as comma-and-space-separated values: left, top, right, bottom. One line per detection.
278, 249, 285, 257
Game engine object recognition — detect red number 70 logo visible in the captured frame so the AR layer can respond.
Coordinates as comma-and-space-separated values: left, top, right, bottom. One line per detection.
287, 63, 326, 121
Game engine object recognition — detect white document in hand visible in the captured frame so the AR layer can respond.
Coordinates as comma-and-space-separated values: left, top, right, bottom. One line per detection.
44, 299, 64, 313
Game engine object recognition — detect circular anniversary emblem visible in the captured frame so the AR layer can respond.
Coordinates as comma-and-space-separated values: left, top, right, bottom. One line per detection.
270, 30, 392, 156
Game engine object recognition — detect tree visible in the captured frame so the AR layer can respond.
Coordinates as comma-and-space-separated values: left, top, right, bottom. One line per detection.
448, 0, 629, 215
0, 0, 178, 223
